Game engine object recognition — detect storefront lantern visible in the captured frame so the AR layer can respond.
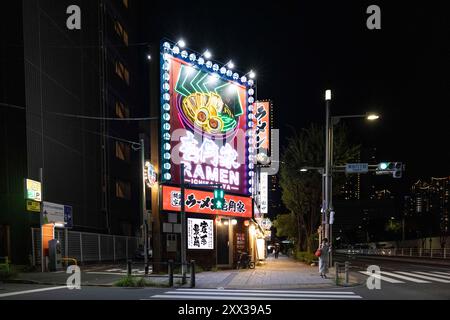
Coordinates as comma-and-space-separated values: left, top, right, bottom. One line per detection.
144, 162, 157, 188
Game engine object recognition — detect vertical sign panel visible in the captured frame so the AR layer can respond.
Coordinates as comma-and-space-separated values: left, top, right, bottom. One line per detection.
260, 171, 268, 214
253, 101, 271, 159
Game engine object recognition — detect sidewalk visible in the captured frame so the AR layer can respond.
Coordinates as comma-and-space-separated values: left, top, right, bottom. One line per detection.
4, 255, 358, 289
5, 267, 169, 287
195, 255, 336, 289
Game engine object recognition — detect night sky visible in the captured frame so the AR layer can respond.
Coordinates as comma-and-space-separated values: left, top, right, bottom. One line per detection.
142, 0, 450, 188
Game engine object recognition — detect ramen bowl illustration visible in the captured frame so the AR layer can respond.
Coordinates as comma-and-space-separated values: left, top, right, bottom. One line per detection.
180, 92, 238, 137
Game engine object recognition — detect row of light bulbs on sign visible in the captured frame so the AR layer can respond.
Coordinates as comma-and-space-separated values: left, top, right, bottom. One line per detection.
160, 39, 258, 192
160, 39, 256, 84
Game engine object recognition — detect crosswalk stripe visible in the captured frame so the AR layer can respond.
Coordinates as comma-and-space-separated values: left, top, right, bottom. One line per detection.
151, 294, 311, 300
425, 272, 450, 280
380, 271, 430, 283
153, 290, 362, 299
431, 271, 450, 276
396, 272, 450, 283
175, 288, 356, 295
358, 271, 404, 283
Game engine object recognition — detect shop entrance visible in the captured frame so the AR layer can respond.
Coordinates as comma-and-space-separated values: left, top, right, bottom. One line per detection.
217, 219, 230, 266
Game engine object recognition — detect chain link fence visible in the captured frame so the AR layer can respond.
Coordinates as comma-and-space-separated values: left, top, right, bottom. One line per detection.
31, 228, 139, 266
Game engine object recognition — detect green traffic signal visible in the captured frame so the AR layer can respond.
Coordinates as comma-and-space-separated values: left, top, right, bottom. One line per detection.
379, 162, 388, 170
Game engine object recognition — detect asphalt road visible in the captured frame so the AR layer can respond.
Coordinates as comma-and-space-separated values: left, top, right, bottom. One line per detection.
334, 254, 450, 300
1, 256, 449, 300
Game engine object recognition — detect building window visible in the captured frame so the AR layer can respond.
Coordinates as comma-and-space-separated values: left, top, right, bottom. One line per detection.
123, 0, 128, 8
114, 20, 128, 46
115, 61, 130, 85
115, 100, 130, 118
115, 141, 131, 161
116, 180, 131, 199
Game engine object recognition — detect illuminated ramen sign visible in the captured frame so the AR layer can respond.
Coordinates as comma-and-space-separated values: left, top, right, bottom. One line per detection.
160, 41, 256, 195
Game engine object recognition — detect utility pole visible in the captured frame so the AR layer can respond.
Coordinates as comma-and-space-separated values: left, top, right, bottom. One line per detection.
180, 163, 187, 284
324, 90, 333, 266
139, 138, 149, 274
39, 168, 44, 273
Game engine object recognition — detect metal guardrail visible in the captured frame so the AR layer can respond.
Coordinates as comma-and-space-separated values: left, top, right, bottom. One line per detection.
335, 248, 449, 259
125, 260, 196, 288
334, 261, 350, 285
61, 257, 78, 266
31, 228, 139, 266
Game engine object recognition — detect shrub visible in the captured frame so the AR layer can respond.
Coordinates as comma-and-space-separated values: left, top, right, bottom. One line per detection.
0, 264, 18, 280
295, 251, 318, 265
114, 276, 137, 287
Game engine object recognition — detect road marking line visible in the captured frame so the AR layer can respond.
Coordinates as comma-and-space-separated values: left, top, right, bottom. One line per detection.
380, 271, 430, 283
161, 291, 362, 299
358, 271, 404, 283
86, 272, 127, 275
175, 288, 357, 295
0, 286, 67, 298
396, 272, 450, 283
151, 294, 302, 300
105, 269, 122, 272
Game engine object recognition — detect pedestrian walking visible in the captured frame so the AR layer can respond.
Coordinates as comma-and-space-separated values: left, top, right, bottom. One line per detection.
274, 243, 280, 259
317, 238, 330, 278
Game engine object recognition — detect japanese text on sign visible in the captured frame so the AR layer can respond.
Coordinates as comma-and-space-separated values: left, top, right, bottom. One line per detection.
188, 218, 214, 249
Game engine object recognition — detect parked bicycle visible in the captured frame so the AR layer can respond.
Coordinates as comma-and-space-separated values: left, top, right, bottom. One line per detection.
236, 251, 255, 269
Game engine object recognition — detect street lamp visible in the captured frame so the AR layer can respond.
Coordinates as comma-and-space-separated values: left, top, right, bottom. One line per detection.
366, 113, 380, 121
323, 89, 381, 267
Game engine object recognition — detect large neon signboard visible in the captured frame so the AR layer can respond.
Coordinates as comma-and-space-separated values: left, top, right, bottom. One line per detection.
160, 41, 256, 195
162, 185, 253, 219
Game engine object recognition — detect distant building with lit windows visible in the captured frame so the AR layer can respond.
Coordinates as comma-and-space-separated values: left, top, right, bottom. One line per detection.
409, 177, 449, 239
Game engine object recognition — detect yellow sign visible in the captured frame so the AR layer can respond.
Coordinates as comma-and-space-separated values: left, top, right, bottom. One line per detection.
27, 200, 41, 212
25, 179, 41, 202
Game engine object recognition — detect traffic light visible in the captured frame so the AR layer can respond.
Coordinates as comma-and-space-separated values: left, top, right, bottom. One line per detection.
393, 162, 403, 178
377, 162, 403, 178
212, 188, 225, 210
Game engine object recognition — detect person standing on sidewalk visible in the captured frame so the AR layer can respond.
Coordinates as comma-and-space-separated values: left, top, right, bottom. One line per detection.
318, 238, 330, 278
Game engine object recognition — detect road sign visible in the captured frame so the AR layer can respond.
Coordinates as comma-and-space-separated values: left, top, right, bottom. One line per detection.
345, 163, 368, 174
26, 200, 41, 212
43, 202, 73, 227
